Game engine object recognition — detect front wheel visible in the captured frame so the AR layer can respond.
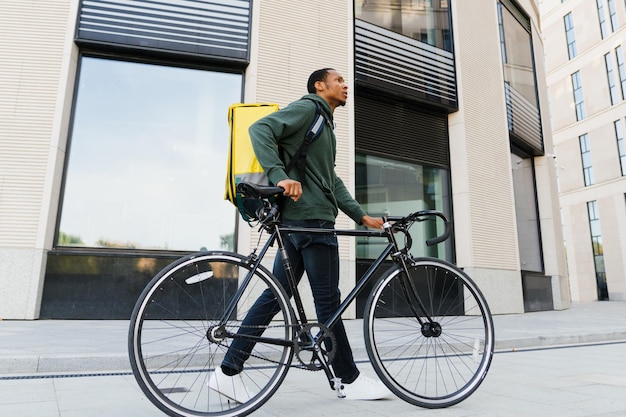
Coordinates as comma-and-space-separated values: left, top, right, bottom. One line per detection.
128, 251, 295, 417
364, 257, 494, 408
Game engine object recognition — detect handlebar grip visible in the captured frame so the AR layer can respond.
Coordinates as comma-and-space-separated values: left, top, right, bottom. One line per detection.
424, 211, 451, 246
385, 210, 451, 246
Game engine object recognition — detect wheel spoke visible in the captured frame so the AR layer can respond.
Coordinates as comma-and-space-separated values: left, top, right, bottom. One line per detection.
129, 252, 293, 417
365, 258, 494, 408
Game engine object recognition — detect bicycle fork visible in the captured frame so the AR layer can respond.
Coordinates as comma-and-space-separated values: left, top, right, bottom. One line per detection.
397, 259, 443, 338
385, 220, 442, 337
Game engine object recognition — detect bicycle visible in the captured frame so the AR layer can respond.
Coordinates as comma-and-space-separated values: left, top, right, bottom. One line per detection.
128, 182, 495, 417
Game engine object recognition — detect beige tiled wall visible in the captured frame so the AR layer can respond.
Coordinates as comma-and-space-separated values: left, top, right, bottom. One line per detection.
0, 0, 78, 319
242, 1, 357, 317
543, 0, 626, 302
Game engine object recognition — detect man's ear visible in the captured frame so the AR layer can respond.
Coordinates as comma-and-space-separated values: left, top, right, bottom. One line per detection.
314, 80, 324, 92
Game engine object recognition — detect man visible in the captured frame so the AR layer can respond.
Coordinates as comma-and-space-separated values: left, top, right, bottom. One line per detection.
210, 68, 390, 402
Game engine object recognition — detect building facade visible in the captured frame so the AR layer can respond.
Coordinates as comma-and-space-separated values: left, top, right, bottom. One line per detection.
0, 0, 569, 320
541, 0, 626, 302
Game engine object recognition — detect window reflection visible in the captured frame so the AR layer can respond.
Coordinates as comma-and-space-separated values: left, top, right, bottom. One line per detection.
58, 57, 241, 251
511, 153, 543, 273
497, 3, 537, 106
497, 1, 543, 151
355, 0, 452, 51
587, 201, 608, 300
355, 154, 451, 260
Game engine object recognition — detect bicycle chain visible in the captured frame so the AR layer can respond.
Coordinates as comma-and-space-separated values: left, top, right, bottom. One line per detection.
209, 323, 334, 371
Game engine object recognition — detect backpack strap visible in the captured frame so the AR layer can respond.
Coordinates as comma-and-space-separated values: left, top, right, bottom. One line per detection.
284, 99, 327, 183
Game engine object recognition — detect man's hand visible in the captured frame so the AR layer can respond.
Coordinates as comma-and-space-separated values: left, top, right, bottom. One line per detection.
361, 215, 384, 230
277, 179, 302, 202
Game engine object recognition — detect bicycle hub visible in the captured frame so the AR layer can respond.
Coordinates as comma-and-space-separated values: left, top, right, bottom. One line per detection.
206, 325, 227, 343
421, 321, 442, 338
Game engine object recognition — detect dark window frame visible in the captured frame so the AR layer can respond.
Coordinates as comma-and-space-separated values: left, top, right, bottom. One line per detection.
54, 51, 244, 257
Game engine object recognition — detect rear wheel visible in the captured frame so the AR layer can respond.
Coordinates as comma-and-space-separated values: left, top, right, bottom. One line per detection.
364, 257, 494, 408
128, 251, 294, 417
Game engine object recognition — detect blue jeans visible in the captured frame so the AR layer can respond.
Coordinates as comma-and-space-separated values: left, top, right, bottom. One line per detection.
221, 219, 360, 384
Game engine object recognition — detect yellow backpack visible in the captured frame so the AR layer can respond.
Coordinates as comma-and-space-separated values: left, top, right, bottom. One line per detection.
224, 101, 326, 222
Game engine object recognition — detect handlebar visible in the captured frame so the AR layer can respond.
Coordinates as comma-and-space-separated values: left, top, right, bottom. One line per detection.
237, 182, 451, 246
386, 210, 451, 246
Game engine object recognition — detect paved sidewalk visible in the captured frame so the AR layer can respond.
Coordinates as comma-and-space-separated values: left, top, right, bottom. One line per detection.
1, 301, 626, 417
2, 342, 625, 417
1, 301, 625, 375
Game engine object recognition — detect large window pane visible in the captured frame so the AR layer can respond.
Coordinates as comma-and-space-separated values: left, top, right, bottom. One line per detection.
58, 57, 241, 251
355, 154, 452, 260
497, 1, 543, 153
511, 153, 543, 273
587, 200, 608, 300
498, 3, 537, 106
355, 0, 452, 51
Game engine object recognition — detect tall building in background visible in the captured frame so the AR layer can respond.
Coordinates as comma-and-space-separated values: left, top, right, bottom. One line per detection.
541, 0, 626, 302
0, 0, 569, 319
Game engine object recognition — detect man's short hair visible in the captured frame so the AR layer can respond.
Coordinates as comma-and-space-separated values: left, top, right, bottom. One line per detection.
307, 68, 334, 93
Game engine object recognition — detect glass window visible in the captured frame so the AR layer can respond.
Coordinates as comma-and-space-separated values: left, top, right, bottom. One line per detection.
504, 82, 513, 130
355, 154, 452, 260
608, 0, 618, 32
355, 0, 452, 52
498, 6, 508, 63
564, 13, 577, 59
572, 71, 586, 121
605, 53, 619, 105
616, 46, 626, 100
497, 3, 539, 107
58, 57, 242, 251
511, 154, 543, 273
497, 1, 543, 153
597, 0, 609, 39
587, 200, 608, 300
615, 119, 626, 176
579, 133, 594, 186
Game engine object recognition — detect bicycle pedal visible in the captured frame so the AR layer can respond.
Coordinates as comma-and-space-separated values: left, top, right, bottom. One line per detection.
331, 377, 345, 398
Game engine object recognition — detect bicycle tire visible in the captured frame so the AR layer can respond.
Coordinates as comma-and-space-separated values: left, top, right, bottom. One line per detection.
128, 251, 295, 417
364, 257, 494, 408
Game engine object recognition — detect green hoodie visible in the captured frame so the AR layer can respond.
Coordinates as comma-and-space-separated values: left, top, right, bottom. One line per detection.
249, 94, 366, 224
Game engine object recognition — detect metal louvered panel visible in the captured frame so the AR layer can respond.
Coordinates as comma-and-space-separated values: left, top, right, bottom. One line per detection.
355, 94, 449, 169
505, 84, 543, 154
76, 0, 250, 63
355, 19, 457, 111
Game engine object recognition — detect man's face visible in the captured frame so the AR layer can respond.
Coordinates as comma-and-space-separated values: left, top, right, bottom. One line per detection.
317, 70, 348, 108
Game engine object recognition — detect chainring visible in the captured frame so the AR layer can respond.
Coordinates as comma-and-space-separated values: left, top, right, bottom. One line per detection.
293, 323, 336, 371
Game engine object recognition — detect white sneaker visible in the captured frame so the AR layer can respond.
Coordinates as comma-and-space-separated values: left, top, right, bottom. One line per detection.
208, 367, 255, 403
342, 375, 392, 400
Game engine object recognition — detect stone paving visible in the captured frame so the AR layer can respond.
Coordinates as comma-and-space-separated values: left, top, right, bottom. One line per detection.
1, 301, 625, 416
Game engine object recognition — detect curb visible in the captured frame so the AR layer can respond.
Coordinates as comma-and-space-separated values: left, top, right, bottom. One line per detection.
3, 332, 626, 376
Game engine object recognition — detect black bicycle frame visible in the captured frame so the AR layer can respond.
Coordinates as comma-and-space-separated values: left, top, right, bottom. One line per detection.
219, 221, 434, 346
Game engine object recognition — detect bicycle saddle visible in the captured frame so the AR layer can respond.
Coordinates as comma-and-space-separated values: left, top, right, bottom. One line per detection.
237, 182, 285, 199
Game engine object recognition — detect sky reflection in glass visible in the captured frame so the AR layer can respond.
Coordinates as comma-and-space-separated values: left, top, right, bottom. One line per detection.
59, 57, 241, 251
